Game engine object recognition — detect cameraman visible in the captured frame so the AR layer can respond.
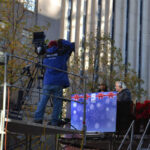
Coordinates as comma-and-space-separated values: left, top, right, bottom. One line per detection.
34, 39, 75, 126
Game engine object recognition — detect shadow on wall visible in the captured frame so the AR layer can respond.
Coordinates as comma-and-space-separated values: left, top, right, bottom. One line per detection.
37, 13, 61, 41
37, 0, 62, 40
24, 5, 61, 41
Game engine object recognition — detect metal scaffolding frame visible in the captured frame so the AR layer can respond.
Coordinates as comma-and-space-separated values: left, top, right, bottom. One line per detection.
136, 119, 150, 150
0, 53, 87, 150
0, 53, 7, 150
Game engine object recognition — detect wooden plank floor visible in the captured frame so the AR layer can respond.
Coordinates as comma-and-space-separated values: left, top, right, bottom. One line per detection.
6, 118, 81, 135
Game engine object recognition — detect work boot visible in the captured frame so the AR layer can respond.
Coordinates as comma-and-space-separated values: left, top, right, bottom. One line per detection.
34, 120, 43, 124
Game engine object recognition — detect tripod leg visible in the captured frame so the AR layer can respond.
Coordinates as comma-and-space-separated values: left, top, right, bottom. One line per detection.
15, 90, 24, 111
17, 66, 37, 113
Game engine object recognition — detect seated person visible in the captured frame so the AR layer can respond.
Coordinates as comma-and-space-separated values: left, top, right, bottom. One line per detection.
115, 81, 131, 101
97, 82, 108, 92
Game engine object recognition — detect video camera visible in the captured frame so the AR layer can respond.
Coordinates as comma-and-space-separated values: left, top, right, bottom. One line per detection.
32, 32, 47, 55
32, 32, 75, 56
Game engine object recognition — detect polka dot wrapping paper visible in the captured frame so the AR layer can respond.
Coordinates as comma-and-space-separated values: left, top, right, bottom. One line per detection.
71, 92, 117, 133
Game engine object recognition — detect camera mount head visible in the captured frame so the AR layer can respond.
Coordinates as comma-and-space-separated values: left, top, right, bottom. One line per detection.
32, 32, 47, 55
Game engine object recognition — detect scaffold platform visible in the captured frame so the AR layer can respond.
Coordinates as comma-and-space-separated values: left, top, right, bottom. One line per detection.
6, 118, 81, 135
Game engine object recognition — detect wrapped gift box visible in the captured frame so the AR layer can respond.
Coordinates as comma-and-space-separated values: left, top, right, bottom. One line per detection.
71, 92, 117, 133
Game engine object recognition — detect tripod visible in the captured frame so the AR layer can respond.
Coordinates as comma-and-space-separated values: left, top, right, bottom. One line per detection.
11, 57, 45, 119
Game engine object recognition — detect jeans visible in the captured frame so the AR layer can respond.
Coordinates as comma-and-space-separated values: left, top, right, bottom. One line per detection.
34, 85, 63, 125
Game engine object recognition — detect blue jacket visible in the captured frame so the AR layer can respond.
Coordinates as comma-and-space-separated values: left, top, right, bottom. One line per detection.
43, 40, 74, 88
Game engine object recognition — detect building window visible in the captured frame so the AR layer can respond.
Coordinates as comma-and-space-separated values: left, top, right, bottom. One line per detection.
22, 29, 31, 40
138, 0, 143, 79
111, 0, 115, 40
125, 0, 130, 74
66, 0, 72, 40
22, 29, 32, 47
97, 0, 102, 36
23, 0, 35, 12
22, 29, 34, 56
96, 0, 102, 47
110, 0, 116, 72
82, 0, 87, 48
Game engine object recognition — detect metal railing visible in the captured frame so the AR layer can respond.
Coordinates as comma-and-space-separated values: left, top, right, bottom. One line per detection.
136, 119, 150, 150
118, 120, 135, 150
0, 53, 87, 150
